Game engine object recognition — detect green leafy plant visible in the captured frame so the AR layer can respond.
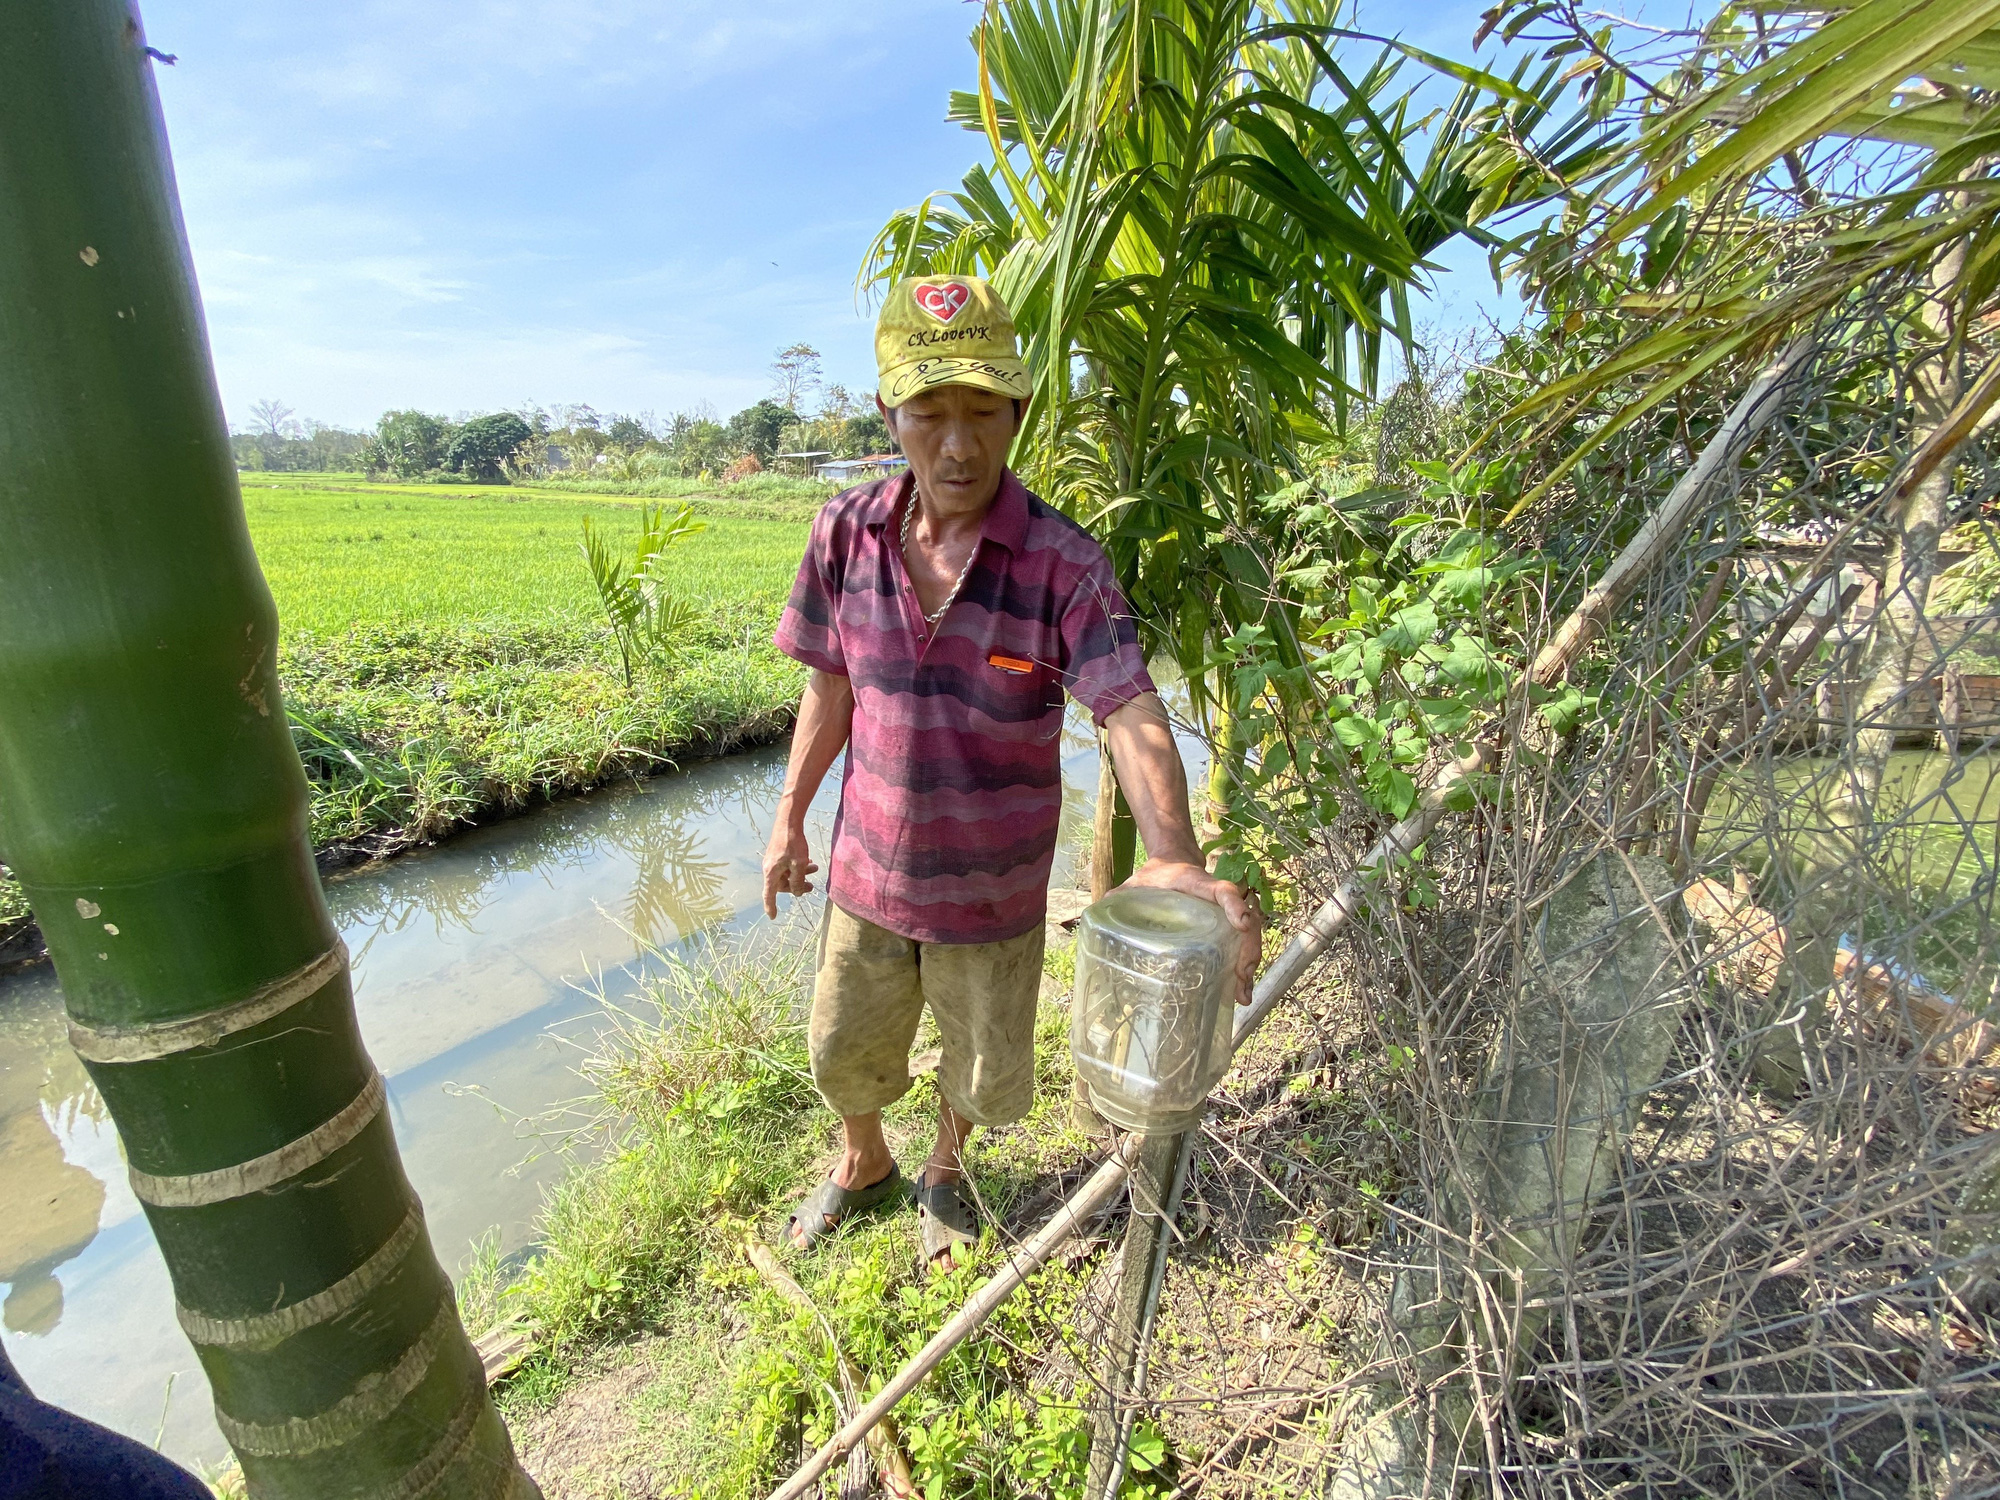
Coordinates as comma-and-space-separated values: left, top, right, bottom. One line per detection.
1475, 0, 2000, 517
727, 1237, 1158, 1500
1205, 462, 1563, 895
580, 501, 708, 686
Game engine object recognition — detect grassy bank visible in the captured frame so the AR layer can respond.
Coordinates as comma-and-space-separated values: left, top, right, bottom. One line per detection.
285, 611, 803, 857
473, 926, 1175, 1500
0, 476, 813, 956
468, 920, 1318, 1499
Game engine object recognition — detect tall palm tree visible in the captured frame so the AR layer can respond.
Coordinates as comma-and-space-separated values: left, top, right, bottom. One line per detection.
0, 6, 539, 1495
863, 0, 1599, 875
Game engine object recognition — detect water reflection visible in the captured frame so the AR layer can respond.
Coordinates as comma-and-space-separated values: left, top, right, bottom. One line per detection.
0, 998, 107, 1337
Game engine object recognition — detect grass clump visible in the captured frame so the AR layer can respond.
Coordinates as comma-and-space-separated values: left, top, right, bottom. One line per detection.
502, 938, 824, 1359
0, 866, 29, 941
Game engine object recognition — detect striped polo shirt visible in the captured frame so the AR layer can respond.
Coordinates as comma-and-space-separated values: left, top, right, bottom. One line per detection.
775, 468, 1155, 944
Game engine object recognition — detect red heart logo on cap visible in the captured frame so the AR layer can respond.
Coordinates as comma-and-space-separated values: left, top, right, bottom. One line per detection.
914, 281, 971, 323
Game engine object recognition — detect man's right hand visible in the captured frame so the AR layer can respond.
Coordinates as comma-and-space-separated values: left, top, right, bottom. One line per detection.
762, 823, 819, 918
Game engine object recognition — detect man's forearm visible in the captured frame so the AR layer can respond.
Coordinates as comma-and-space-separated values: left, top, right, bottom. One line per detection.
777, 669, 855, 829
1103, 693, 1203, 866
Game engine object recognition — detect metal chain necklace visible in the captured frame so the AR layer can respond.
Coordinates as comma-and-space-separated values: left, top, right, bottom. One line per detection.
901, 484, 979, 627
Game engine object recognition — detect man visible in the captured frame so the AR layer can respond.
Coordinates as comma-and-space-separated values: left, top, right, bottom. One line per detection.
763, 275, 1259, 1265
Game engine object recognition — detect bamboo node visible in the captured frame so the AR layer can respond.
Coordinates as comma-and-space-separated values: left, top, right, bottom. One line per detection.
215, 1298, 462, 1457
178, 1202, 427, 1349
129, 1067, 385, 1207
68, 941, 348, 1063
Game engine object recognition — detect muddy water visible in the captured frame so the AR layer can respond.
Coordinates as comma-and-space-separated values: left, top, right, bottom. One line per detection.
0, 711, 1167, 1470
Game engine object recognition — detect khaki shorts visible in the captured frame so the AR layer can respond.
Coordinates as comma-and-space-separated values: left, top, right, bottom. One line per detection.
809, 902, 1047, 1127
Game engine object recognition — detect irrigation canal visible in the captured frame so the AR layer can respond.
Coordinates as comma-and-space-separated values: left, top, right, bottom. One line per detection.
0, 704, 1203, 1472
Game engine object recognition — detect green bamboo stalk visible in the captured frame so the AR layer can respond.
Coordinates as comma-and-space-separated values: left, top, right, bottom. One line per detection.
1089, 733, 1137, 900
0, 6, 540, 1497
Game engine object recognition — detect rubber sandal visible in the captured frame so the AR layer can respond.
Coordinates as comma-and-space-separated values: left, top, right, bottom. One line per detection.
783, 1164, 904, 1250
913, 1170, 980, 1268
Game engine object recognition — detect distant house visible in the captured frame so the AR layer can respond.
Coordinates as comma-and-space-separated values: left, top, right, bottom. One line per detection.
815, 453, 908, 483
774, 450, 834, 477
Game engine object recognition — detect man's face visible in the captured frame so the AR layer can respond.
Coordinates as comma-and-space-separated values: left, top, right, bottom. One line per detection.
880, 385, 1022, 518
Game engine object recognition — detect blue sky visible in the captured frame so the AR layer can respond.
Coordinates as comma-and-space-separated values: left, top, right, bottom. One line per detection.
146, 1, 1514, 433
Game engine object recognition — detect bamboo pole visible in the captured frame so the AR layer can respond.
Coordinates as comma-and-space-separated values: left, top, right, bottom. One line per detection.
760, 333, 1820, 1500
1090, 729, 1138, 901
0, 7, 538, 1497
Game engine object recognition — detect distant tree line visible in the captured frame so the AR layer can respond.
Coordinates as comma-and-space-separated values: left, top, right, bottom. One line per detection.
232, 343, 892, 483
231, 399, 374, 473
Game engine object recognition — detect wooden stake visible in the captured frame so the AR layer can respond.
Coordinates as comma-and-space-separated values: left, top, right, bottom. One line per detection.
1084, 1129, 1196, 1498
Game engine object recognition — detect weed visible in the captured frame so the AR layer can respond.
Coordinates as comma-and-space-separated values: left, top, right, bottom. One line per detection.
579, 502, 707, 687
456, 1229, 507, 1339
0, 865, 29, 944
1041, 936, 1076, 992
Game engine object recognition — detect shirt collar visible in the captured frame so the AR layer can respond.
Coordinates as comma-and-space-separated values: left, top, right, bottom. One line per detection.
864, 467, 1030, 555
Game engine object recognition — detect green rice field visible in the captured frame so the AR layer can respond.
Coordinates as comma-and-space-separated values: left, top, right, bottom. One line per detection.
239, 476, 812, 635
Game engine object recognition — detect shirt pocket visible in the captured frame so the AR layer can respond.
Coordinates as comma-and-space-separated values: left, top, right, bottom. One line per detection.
979, 645, 1062, 721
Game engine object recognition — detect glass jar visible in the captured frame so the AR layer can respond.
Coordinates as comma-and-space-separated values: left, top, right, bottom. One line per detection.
1069, 887, 1239, 1134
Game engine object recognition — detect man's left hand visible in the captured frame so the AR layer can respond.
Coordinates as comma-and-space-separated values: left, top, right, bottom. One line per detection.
1120, 859, 1263, 1005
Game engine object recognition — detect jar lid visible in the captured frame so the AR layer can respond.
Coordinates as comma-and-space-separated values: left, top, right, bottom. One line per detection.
1082, 886, 1233, 954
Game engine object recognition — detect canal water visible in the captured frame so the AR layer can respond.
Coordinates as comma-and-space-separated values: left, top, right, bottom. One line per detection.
0, 710, 1173, 1471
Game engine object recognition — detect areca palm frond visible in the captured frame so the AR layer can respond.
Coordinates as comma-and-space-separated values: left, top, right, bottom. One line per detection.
863, 0, 1604, 715
1480, 0, 2000, 516
581, 503, 706, 686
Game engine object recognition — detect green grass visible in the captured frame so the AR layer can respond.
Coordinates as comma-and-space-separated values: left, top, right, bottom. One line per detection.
283, 613, 804, 854
250, 476, 812, 859
484, 933, 1169, 1500
240, 476, 810, 636
0, 866, 29, 950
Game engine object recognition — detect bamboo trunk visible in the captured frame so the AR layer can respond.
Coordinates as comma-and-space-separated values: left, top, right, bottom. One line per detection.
1089, 730, 1137, 900
0, 7, 538, 1497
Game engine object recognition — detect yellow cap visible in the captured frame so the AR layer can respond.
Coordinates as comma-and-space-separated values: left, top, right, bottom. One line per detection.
875, 275, 1032, 407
